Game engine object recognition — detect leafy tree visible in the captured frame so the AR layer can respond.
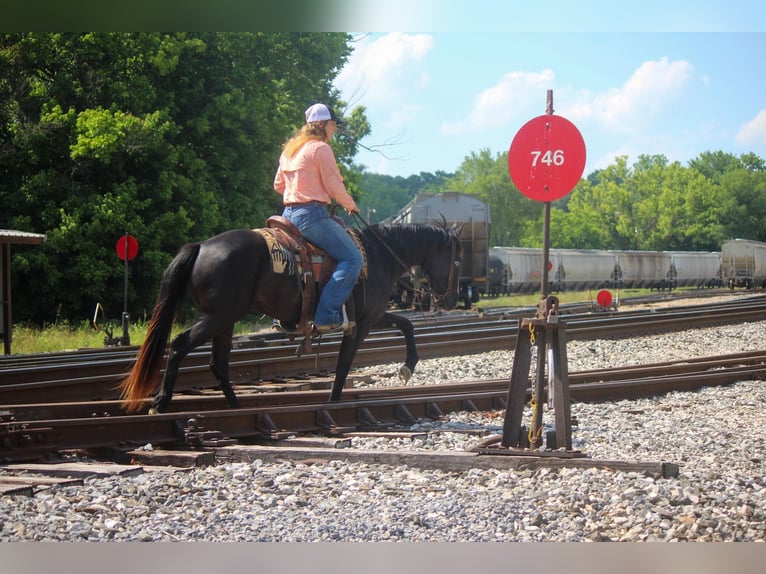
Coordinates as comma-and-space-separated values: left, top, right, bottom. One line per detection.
0, 32, 362, 324
357, 171, 453, 223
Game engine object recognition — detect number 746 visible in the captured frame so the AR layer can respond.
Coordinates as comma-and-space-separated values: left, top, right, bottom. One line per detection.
530, 149, 565, 166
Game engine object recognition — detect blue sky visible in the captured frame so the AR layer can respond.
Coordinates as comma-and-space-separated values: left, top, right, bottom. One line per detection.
333, 4, 766, 178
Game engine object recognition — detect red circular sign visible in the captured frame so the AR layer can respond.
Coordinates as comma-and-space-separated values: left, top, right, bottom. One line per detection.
508, 114, 586, 202
116, 234, 139, 261
596, 289, 612, 307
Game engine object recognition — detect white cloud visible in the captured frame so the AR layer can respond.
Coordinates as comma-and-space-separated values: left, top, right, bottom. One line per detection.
439, 56, 695, 139
736, 109, 766, 147
568, 57, 695, 131
440, 69, 555, 135
336, 33, 434, 109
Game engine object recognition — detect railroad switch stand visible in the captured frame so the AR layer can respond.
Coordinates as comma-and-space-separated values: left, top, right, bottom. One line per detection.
498, 295, 577, 453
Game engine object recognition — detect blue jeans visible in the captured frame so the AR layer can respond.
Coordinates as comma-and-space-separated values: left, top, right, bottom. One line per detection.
282, 203, 364, 326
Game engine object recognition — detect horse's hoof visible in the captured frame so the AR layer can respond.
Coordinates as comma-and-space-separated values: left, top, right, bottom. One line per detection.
148, 407, 159, 415
398, 365, 412, 383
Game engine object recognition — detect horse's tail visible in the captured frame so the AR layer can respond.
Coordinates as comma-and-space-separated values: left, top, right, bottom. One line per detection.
118, 242, 201, 412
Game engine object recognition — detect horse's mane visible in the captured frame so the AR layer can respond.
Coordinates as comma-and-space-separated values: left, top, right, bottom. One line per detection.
363, 222, 453, 256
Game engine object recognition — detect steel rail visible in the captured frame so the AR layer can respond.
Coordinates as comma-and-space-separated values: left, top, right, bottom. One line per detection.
5, 348, 766, 420
2, 349, 764, 462
2, 300, 766, 406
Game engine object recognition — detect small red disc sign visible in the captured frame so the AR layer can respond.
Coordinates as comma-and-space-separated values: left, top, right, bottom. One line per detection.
596, 289, 613, 307
508, 114, 586, 202
116, 234, 139, 261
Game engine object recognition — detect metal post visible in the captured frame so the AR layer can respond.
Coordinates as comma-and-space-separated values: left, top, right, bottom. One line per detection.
539, 89, 554, 303
497, 89, 576, 454
121, 232, 130, 345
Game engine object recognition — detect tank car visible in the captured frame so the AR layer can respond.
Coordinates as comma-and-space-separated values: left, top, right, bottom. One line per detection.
393, 193, 490, 307
666, 251, 722, 288
490, 246, 725, 295
721, 239, 766, 289
489, 246, 553, 294
613, 250, 671, 290
551, 249, 620, 291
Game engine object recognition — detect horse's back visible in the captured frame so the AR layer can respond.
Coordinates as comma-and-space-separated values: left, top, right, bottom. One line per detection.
191, 230, 267, 298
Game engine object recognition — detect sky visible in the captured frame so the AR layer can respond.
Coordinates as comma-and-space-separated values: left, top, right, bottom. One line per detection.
333, 4, 766, 178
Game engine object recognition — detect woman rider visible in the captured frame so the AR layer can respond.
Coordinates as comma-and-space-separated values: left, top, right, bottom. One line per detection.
273, 103, 363, 333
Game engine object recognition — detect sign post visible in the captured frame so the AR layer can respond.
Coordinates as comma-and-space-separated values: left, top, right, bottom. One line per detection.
496, 90, 586, 452
115, 233, 139, 345
508, 92, 586, 300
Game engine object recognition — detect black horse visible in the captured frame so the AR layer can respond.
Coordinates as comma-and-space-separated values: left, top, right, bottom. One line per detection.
119, 222, 462, 413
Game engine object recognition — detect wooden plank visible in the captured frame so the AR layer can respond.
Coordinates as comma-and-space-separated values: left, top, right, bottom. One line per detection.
0, 475, 83, 486
0, 474, 83, 496
342, 431, 430, 440
125, 449, 215, 468
253, 436, 353, 449
214, 444, 679, 478
0, 482, 33, 496
1, 462, 143, 478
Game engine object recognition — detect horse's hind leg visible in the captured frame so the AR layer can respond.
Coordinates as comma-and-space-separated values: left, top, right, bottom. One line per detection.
153, 330, 193, 413
380, 312, 418, 383
210, 328, 240, 408
153, 317, 215, 413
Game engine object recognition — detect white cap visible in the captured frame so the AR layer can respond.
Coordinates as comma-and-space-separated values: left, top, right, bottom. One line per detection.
305, 103, 342, 124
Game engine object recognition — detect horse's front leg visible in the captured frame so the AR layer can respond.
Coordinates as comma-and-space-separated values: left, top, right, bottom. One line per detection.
380, 312, 418, 383
329, 332, 366, 402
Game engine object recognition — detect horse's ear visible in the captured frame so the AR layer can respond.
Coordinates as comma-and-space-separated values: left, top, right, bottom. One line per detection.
429, 213, 449, 229
451, 222, 465, 237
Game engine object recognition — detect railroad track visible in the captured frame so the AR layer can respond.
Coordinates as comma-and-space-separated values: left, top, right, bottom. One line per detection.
2, 348, 764, 463
2, 295, 765, 405
1, 294, 765, 464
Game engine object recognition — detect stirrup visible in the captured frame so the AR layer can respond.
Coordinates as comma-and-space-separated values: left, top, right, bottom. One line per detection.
311, 304, 355, 334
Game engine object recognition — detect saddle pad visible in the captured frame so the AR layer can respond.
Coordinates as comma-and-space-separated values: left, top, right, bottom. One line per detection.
253, 228, 298, 275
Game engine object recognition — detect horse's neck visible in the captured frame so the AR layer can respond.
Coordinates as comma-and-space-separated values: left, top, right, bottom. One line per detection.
373, 225, 435, 270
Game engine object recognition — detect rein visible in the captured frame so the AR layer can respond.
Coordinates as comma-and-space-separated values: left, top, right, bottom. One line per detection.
352, 212, 411, 275
352, 213, 459, 304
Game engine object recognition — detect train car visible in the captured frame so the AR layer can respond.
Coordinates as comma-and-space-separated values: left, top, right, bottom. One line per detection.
393, 192, 490, 307
551, 249, 620, 291
489, 246, 724, 294
667, 251, 723, 288
614, 250, 669, 289
489, 246, 555, 294
721, 239, 766, 289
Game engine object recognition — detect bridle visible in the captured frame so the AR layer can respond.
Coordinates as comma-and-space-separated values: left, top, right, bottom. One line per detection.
426, 233, 460, 306
352, 213, 460, 306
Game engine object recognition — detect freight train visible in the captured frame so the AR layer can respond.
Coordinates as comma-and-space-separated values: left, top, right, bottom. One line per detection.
387, 193, 766, 309
488, 247, 724, 295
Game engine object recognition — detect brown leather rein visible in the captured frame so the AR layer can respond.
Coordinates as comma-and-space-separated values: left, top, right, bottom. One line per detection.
352, 213, 460, 306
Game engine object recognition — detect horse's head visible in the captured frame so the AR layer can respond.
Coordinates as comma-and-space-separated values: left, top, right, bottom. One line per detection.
421, 223, 463, 310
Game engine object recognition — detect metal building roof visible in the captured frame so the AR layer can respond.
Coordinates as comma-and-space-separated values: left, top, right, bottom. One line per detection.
0, 229, 47, 245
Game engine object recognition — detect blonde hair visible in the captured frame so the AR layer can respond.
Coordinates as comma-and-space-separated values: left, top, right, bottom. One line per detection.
282, 122, 328, 158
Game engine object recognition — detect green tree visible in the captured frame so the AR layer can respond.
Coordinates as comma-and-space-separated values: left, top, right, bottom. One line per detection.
444, 149, 541, 246
0, 32, 362, 324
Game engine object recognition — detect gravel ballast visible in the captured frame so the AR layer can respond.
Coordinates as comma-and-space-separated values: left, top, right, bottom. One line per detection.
1, 316, 765, 542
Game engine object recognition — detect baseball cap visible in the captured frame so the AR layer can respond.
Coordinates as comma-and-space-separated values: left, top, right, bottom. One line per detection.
305, 103, 343, 125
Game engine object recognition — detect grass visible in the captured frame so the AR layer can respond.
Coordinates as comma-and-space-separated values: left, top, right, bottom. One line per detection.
9, 316, 274, 356
6, 287, 678, 355
473, 288, 649, 309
